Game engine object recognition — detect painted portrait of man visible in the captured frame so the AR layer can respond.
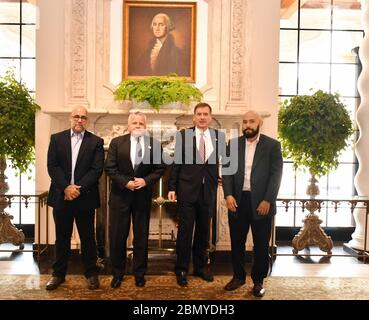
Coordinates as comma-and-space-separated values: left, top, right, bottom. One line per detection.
123, 2, 196, 80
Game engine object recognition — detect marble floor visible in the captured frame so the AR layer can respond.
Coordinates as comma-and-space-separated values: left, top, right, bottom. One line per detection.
0, 242, 368, 278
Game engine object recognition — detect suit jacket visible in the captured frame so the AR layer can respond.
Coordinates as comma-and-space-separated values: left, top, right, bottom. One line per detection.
168, 127, 226, 204
47, 129, 104, 211
104, 134, 166, 205
222, 134, 283, 220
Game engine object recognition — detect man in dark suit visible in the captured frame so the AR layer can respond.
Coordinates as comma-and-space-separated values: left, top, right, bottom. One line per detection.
222, 110, 283, 297
168, 103, 226, 287
46, 106, 104, 290
105, 112, 165, 288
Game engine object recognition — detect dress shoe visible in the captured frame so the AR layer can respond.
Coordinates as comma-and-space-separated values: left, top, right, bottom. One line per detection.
110, 277, 122, 289
176, 271, 188, 287
135, 276, 146, 287
193, 269, 214, 282
252, 283, 266, 297
224, 277, 245, 291
46, 276, 65, 291
87, 275, 100, 290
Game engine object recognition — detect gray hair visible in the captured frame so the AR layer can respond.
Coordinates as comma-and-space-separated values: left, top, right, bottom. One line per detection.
151, 13, 175, 31
128, 111, 147, 124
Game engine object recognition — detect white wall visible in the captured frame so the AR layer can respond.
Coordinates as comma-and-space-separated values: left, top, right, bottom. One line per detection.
249, 0, 280, 137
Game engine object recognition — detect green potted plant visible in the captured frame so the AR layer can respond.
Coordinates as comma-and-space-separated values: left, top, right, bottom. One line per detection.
114, 74, 203, 111
278, 90, 353, 180
278, 90, 353, 255
0, 70, 40, 247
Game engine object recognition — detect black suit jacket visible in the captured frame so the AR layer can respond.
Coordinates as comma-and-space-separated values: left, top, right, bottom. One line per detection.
47, 129, 104, 211
130, 34, 189, 76
168, 127, 226, 204
104, 134, 166, 204
222, 134, 283, 220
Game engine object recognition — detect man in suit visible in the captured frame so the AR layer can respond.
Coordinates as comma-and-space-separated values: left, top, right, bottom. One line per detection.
222, 110, 283, 297
168, 102, 226, 287
46, 106, 104, 290
105, 112, 165, 288
129, 13, 189, 77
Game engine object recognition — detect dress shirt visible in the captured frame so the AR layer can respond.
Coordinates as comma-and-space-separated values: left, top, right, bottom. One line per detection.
195, 127, 214, 162
242, 135, 260, 191
130, 135, 145, 168
70, 129, 84, 184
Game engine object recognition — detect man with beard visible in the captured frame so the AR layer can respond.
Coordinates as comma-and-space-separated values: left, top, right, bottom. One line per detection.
222, 110, 283, 297
46, 106, 104, 290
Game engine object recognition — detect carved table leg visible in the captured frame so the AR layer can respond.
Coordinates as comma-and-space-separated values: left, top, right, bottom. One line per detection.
292, 200, 333, 255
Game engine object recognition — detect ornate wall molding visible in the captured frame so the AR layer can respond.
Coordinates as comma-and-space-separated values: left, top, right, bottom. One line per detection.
230, 0, 245, 101
65, 0, 88, 106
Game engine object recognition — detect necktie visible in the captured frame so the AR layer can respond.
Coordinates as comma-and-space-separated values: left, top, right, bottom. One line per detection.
134, 137, 143, 171
199, 133, 206, 162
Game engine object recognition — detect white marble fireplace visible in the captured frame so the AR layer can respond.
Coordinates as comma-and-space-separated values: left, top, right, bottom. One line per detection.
35, 0, 280, 252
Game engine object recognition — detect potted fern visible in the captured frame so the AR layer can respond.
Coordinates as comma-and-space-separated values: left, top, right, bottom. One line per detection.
114, 74, 203, 112
0, 70, 40, 248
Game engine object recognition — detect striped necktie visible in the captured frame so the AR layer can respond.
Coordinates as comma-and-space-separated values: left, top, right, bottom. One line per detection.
199, 133, 206, 162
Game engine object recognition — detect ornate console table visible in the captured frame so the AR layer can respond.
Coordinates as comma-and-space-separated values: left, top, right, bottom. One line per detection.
272, 195, 369, 262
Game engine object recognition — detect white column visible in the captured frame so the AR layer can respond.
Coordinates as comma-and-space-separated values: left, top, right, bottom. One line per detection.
348, 0, 369, 250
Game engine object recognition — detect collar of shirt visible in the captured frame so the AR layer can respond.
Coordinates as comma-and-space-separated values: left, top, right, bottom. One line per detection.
70, 129, 85, 139
195, 127, 210, 139
246, 134, 260, 146
130, 134, 144, 144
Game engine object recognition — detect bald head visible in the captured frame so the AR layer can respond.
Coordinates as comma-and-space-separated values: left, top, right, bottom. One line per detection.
70, 106, 88, 133
242, 110, 262, 140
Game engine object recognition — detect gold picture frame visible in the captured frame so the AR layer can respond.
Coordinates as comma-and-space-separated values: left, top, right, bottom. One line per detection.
123, 1, 196, 81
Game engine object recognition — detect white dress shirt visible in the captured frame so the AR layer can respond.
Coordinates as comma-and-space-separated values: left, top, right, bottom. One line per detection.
130, 135, 145, 168
195, 127, 214, 162
70, 129, 84, 184
242, 135, 260, 191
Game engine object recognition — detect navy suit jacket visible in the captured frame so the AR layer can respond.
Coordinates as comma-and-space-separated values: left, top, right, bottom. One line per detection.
47, 129, 104, 211
222, 134, 283, 220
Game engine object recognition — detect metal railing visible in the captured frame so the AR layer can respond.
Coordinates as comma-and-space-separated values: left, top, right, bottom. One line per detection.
0, 191, 49, 261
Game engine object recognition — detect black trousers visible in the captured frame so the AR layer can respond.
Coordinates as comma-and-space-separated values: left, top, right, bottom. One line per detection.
109, 191, 151, 279
228, 191, 272, 284
52, 204, 98, 278
175, 186, 213, 274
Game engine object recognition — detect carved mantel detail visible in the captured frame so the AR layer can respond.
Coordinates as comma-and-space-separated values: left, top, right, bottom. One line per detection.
230, 0, 245, 101
68, 0, 87, 101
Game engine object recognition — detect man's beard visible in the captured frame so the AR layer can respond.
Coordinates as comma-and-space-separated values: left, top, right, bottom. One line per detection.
243, 125, 260, 139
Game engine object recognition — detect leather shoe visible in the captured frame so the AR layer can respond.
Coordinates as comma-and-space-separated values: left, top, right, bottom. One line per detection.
46, 276, 65, 291
253, 283, 266, 297
176, 271, 188, 287
193, 269, 214, 282
110, 277, 122, 289
87, 275, 100, 290
224, 277, 245, 291
135, 276, 146, 287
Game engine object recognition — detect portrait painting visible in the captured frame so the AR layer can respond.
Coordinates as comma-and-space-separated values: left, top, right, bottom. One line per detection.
123, 1, 196, 81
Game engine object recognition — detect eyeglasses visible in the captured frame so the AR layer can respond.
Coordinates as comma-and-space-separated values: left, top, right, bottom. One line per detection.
72, 115, 88, 121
